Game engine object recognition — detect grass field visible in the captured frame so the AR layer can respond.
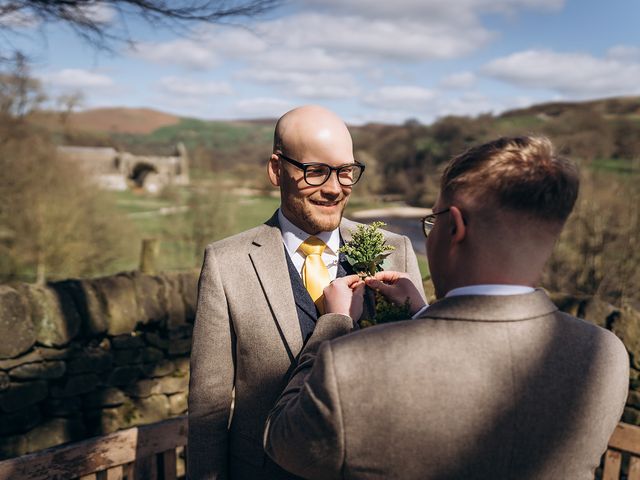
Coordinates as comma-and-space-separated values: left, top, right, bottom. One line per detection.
112, 185, 427, 274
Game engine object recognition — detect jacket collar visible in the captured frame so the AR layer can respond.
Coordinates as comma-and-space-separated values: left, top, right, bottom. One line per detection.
420, 289, 558, 322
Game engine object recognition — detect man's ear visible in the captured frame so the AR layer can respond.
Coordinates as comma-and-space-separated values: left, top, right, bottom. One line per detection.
449, 206, 466, 244
267, 154, 281, 187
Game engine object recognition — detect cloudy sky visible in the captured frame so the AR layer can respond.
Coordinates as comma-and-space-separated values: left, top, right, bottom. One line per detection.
5, 0, 640, 124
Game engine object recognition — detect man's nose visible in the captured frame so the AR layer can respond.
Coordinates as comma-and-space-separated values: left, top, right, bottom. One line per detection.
321, 171, 343, 195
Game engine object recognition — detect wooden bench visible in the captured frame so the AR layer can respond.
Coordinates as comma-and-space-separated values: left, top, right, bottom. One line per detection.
0, 415, 187, 480
0, 417, 638, 479
603, 422, 640, 480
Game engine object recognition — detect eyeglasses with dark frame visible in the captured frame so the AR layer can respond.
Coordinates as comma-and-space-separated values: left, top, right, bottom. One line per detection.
278, 153, 365, 187
421, 208, 451, 238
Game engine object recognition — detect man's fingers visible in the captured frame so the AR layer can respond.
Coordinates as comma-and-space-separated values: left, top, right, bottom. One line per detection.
342, 274, 364, 288
325, 275, 363, 295
365, 278, 392, 295
372, 271, 405, 283
352, 282, 366, 297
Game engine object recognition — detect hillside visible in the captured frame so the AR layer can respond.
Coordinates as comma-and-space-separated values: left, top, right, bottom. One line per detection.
35, 107, 181, 135
39, 95, 640, 175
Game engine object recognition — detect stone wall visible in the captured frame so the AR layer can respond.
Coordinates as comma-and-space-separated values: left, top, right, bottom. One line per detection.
0, 272, 639, 461
0, 270, 198, 460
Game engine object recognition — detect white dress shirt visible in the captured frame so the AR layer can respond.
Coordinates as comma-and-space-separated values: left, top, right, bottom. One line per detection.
445, 284, 535, 297
278, 209, 341, 281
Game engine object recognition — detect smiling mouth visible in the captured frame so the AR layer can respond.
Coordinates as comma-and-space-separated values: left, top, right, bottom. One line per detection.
311, 200, 341, 207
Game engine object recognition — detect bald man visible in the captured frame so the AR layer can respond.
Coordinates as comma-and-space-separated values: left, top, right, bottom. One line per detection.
188, 105, 425, 479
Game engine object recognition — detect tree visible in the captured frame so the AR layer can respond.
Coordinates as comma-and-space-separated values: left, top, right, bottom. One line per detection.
0, 57, 137, 284
0, 0, 280, 59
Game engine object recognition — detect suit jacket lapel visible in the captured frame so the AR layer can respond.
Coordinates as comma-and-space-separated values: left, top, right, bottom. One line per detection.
338, 218, 356, 278
249, 214, 303, 359
339, 218, 355, 245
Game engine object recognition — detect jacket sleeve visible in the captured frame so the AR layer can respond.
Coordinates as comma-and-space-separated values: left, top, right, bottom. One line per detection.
263, 314, 355, 480
188, 246, 235, 479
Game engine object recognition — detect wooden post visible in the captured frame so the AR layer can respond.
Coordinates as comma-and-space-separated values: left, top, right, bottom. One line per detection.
139, 239, 160, 274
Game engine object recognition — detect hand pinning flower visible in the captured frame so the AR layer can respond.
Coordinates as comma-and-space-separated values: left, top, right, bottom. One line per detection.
339, 221, 395, 279
339, 221, 411, 325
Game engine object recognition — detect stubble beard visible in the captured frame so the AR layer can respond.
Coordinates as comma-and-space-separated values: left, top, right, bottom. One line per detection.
285, 196, 347, 234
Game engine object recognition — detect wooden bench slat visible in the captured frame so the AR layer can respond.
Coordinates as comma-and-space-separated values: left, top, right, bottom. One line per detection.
161, 449, 177, 480
608, 423, 640, 455
134, 455, 157, 480
0, 416, 187, 480
628, 456, 640, 480
602, 450, 622, 480
122, 462, 134, 480
96, 466, 123, 480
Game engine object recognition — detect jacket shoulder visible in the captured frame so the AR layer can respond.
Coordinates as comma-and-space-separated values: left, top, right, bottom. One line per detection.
204, 223, 276, 256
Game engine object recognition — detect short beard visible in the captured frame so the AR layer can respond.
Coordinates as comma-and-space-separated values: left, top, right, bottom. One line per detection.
283, 196, 346, 234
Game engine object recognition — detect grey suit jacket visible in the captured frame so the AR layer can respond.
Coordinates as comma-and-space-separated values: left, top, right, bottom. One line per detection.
264, 290, 629, 480
188, 212, 424, 479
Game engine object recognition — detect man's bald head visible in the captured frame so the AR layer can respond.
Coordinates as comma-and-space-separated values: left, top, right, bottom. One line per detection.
268, 105, 357, 234
273, 105, 353, 161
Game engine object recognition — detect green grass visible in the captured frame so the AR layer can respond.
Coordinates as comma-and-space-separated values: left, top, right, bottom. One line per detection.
416, 254, 430, 281
493, 114, 546, 133
591, 158, 639, 175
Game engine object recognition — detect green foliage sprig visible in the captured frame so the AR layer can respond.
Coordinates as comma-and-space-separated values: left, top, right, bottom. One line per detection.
338, 221, 395, 278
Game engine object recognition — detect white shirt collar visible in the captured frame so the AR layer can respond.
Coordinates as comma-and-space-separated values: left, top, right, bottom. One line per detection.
278, 209, 341, 257
445, 284, 535, 298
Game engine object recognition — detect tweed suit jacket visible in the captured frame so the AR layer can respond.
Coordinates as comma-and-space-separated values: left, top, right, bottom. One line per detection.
188, 211, 424, 480
264, 290, 629, 480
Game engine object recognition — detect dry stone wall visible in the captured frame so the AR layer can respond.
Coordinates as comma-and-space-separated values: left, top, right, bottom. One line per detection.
0, 272, 639, 461
0, 270, 198, 460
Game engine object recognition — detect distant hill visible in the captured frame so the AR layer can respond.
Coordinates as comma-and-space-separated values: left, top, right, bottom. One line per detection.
34, 107, 181, 135
502, 96, 640, 120
35, 96, 640, 172
70, 107, 181, 134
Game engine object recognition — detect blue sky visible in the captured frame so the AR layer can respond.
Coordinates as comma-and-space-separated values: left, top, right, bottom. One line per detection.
3, 0, 640, 124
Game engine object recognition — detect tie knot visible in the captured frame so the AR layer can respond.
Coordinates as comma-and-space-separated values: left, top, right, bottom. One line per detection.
300, 236, 326, 256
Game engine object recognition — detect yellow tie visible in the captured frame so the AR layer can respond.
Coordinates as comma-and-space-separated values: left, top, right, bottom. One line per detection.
299, 236, 331, 314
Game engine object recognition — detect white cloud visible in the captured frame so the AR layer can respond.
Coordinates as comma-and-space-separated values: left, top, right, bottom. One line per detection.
79, 3, 116, 24
434, 92, 495, 117
300, 0, 564, 19
159, 77, 233, 97
0, 9, 39, 28
45, 69, 114, 89
251, 46, 362, 71
363, 85, 436, 110
440, 72, 476, 89
232, 97, 292, 118
607, 45, 640, 63
131, 39, 218, 70
239, 70, 359, 99
265, 13, 493, 61
199, 27, 269, 56
482, 49, 640, 97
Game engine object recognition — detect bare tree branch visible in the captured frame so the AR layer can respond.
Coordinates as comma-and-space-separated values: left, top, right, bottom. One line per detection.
0, 0, 280, 57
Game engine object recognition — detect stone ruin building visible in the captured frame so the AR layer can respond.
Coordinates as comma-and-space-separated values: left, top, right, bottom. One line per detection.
57, 143, 190, 193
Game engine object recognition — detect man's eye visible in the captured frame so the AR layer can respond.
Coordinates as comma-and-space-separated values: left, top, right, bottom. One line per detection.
307, 167, 327, 177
